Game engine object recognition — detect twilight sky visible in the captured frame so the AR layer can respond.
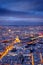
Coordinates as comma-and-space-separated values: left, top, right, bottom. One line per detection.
0, 0, 43, 25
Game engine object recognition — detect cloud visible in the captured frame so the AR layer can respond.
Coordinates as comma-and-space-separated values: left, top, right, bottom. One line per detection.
0, 0, 43, 11
0, 0, 43, 26
0, 16, 43, 22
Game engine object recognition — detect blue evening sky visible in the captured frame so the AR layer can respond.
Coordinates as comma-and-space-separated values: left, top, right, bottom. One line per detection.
0, 0, 43, 25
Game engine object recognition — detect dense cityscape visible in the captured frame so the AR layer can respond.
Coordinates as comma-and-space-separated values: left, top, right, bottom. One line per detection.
0, 26, 43, 65
0, 0, 43, 65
